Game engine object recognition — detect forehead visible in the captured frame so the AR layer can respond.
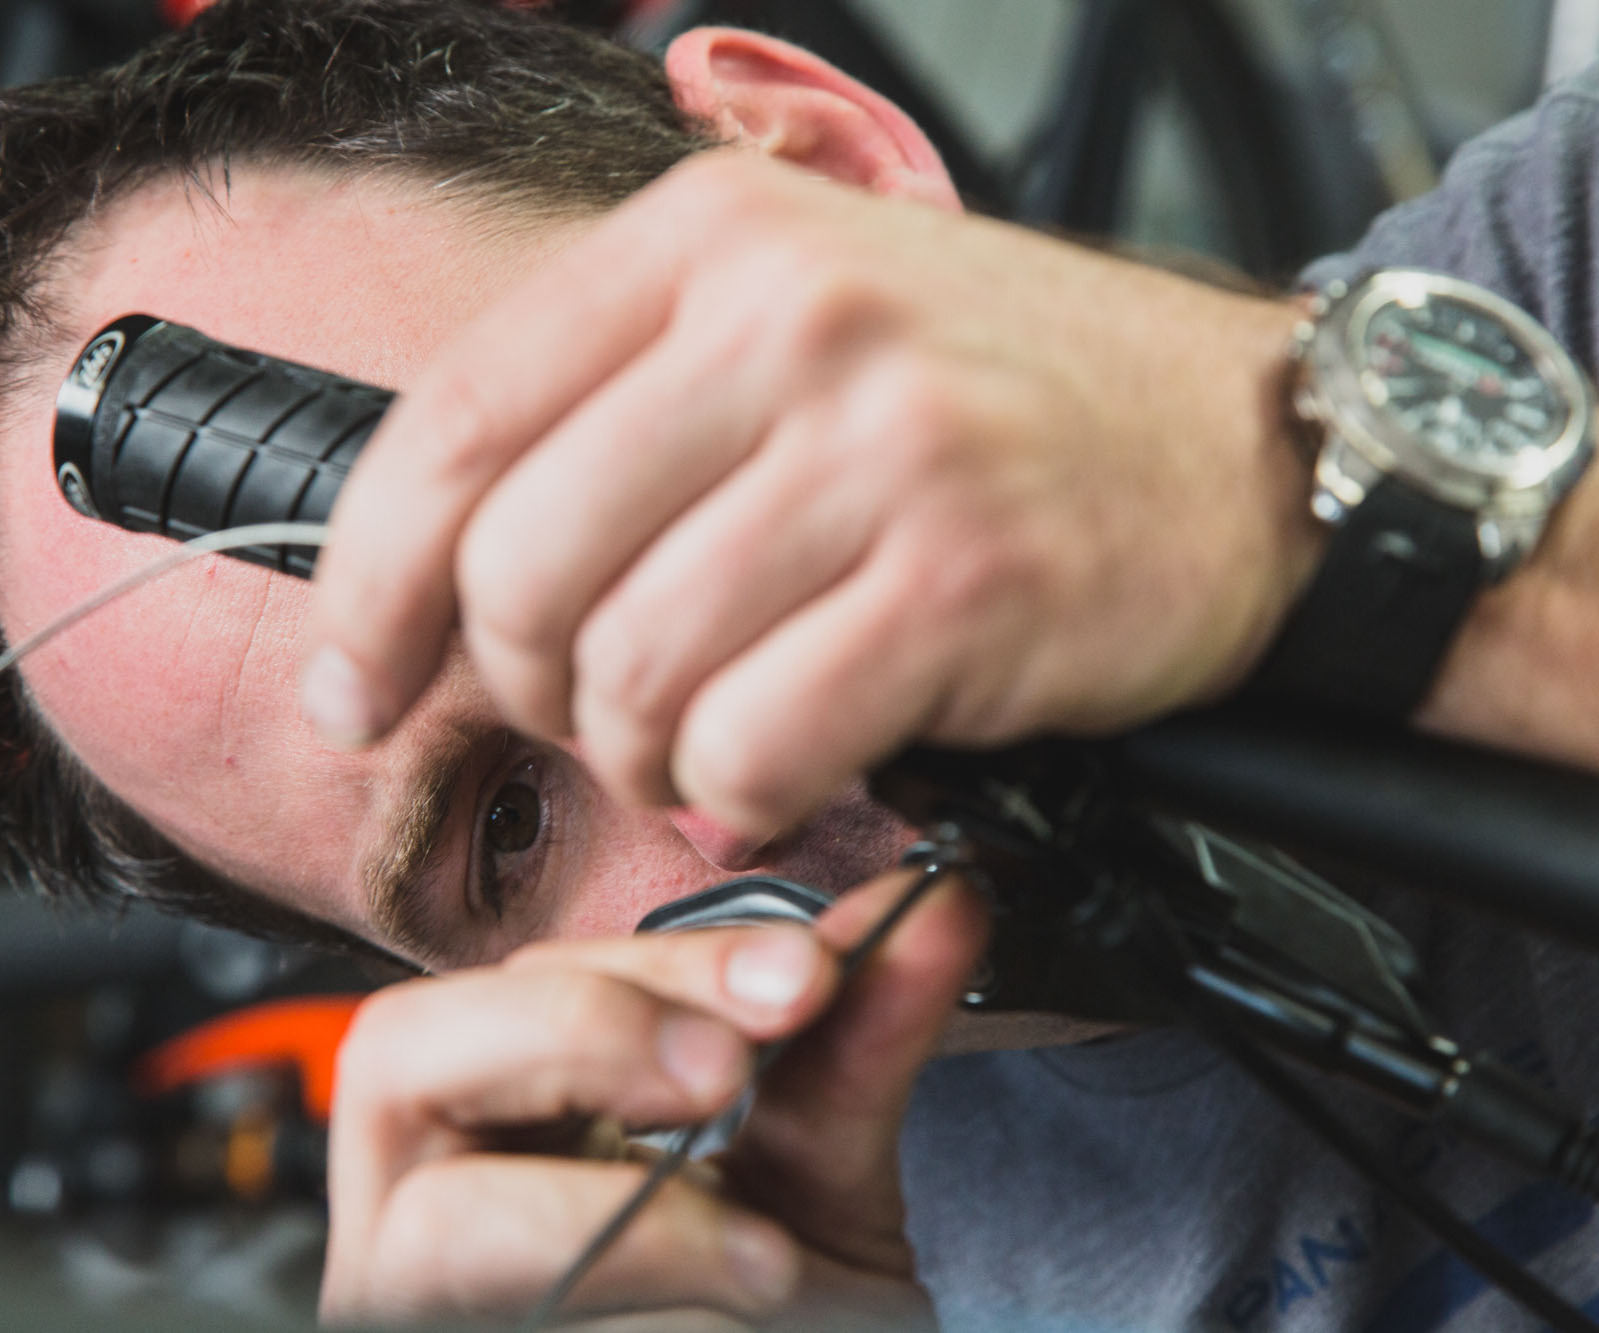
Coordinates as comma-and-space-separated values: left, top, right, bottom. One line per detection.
55, 165, 561, 383
0, 166, 575, 929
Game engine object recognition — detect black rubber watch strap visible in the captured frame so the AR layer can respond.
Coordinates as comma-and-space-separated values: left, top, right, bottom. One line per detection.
1251, 477, 1484, 717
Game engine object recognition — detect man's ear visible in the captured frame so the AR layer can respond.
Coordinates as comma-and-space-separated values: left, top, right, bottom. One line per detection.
664, 27, 962, 212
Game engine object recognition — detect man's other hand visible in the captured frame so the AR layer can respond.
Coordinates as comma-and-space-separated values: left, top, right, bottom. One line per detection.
304, 152, 1323, 841
318, 870, 987, 1327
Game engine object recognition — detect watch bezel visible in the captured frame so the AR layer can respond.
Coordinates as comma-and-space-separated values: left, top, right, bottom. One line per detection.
1300, 270, 1596, 518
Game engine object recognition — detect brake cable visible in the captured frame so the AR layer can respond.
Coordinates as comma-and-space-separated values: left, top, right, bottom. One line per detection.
519, 841, 968, 1331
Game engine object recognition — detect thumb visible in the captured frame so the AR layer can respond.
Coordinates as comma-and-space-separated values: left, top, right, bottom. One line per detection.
723, 868, 989, 1276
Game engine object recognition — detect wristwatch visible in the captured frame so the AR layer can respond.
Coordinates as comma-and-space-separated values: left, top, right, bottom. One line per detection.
1252, 269, 1597, 717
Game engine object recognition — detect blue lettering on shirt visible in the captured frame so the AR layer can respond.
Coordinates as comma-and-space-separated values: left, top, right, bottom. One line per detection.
1303, 1216, 1370, 1288
1225, 1216, 1373, 1328
1274, 1259, 1316, 1311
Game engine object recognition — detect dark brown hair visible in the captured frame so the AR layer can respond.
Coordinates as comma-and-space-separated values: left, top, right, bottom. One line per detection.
0, 0, 713, 952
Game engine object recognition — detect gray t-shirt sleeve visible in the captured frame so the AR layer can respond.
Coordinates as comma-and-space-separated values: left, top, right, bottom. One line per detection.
1302, 65, 1599, 377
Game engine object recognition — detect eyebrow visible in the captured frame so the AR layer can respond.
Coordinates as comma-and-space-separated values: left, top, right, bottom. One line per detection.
362, 728, 479, 962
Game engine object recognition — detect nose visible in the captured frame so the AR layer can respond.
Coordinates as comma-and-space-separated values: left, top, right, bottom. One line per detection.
668, 807, 773, 872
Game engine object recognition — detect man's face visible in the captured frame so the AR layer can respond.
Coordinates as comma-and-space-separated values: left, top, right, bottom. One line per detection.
0, 166, 910, 970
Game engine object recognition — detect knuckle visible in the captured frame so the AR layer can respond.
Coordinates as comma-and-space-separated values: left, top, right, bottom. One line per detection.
581, 732, 673, 815
780, 257, 879, 360
335, 983, 423, 1098
933, 539, 1012, 617
691, 230, 872, 366
818, 351, 963, 490
572, 606, 675, 727
461, 619, 570, 740
866, 355, 961, 466
455, 516, 560, 654
371, 1165, 465, 1295
546, 971, 654, 1048
900, 523, 1019, 623
672, 152, 770, 223
680, 726, 787, 832
642, 155, 765, 253
408, 365, 501, 487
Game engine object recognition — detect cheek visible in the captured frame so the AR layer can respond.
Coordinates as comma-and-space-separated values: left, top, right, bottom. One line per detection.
545, 819, 723, 940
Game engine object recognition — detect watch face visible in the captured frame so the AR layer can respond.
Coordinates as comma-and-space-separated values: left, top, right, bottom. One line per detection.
1357, 295, 1572, 474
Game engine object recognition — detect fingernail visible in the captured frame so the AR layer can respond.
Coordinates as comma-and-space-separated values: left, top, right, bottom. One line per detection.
657, 1012, 744, 1103
300, 646, 383, 748
725, 929, 817, 1009
725, 1217, 800, 1307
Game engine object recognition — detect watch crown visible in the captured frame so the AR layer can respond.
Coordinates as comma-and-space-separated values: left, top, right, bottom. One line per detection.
1311, 490, 1346, 523
1479, 519, 1505, 563
1293, 385, 1323, 423
1325, 278, 1349, 302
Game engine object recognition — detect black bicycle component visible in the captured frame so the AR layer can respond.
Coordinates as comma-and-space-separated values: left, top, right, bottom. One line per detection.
57, 321, 1599, 1327
1130, 889, 1599, 1333
54, 316, 392, 578
1012, 0, 1318, 275
1196, 1011, 1599, 1333
872, 743, 1599, 1201
1107, 702, 1599, 954
635, 876, 832, 933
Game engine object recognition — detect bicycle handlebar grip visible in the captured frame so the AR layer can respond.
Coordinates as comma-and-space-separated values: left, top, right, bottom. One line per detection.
53, 316, 392, 578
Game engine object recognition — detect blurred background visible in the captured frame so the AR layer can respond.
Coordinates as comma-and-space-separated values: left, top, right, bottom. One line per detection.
0, 0, 1590, 1327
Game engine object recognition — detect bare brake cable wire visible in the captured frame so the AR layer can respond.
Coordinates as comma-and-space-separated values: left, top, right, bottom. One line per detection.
0, 522, 331, 677
520, 850, 963, 1331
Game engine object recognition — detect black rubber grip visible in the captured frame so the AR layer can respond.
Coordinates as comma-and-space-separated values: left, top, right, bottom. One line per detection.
54, 316, 391, 578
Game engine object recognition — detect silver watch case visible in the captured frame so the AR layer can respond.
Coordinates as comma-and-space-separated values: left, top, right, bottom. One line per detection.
1291, 270, 1596, 581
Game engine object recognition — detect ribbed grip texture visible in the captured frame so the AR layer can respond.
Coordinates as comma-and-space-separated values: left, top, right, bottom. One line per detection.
71, 321, 391, 578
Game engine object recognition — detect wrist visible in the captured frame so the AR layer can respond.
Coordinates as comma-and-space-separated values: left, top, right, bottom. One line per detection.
1190, 291, 1329, 702
1417, 462, 1599, 762
1242, 271, 1596, 726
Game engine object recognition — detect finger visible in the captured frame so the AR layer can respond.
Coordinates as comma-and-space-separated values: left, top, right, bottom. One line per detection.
328, 928, 840, 1236
337, 927, 839, 1130
300, 163, 720, 746
726, 869, 989, 1274
671, 543, 948, 840
453, 322, 779, 742
769, 1248, 938, 1333
566, 1311, 753, 1333
322, 1155, 800, 1324
571, 414, 884, 805
506, 923, 841, 1044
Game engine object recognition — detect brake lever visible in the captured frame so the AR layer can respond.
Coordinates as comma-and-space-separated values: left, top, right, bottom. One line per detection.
868, 736, 1435, 1029
869, 742, 1599, 1207
1150, 820, 1430, 1038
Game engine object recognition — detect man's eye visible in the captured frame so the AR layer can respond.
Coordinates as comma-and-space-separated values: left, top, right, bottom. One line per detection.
484, 780, 542, 855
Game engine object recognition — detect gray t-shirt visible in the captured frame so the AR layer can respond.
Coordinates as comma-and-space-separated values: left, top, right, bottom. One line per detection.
901, 66, 1599, 1333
